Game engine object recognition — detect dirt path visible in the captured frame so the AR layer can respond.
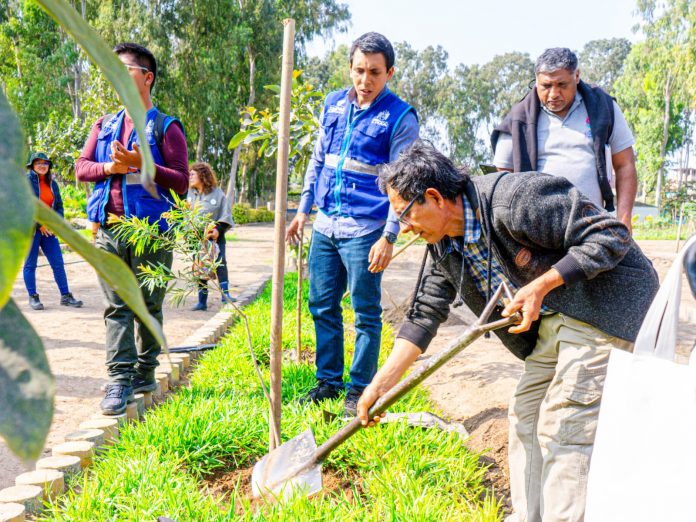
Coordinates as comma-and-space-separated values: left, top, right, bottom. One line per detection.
1, 223, 276, 488
380, 238, 696, 508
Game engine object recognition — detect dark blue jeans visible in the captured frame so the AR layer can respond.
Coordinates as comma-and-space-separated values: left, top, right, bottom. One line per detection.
23, 228, 70, 296
308, 228, 383, 391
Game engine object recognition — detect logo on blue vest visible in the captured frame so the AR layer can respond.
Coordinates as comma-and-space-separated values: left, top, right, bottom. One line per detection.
370, 110, 390, 128
327, 99, 346, 115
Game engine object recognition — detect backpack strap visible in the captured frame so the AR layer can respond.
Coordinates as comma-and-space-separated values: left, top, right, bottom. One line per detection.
153, 112, 185, 151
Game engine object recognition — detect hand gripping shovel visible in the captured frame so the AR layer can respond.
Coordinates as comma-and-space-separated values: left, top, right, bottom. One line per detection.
251, 281, 521, 499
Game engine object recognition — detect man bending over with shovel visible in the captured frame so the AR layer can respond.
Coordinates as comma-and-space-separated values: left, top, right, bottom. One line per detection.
357, 141, 658, 522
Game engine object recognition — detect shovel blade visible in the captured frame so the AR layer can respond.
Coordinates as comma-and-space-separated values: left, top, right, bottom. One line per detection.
251, 428, 322, 499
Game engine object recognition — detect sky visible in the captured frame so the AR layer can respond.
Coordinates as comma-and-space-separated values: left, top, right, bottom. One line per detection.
306, 0, 642, 68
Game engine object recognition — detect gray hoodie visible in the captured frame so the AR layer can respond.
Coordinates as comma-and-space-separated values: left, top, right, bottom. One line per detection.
397, 171, 659, 360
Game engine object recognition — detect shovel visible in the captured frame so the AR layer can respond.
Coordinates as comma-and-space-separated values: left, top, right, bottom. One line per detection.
251, 281, 521, 499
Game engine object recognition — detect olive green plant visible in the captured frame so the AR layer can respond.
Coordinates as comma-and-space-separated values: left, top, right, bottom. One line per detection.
0, 0, 167, 462
228, 70, 324, 184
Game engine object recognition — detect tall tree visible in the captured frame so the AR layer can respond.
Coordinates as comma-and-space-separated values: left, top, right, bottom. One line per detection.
614, 0, 694, 209
577, 38, 632, 94
389, 43, 449, 144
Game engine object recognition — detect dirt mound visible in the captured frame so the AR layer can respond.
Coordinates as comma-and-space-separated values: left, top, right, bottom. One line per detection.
204, 463, 362, 516
463, 407, 511, 511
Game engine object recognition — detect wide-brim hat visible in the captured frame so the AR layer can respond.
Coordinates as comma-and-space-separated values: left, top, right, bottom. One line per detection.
26, 151, 52, 169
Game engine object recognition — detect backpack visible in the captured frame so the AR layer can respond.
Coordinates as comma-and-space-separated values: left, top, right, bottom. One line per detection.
101, 111, 178, 151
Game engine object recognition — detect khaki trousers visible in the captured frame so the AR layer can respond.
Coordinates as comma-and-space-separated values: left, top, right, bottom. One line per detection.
507, 313, 631, 522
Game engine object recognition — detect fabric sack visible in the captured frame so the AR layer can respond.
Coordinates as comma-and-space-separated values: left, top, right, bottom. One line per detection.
585, 234, 696, 521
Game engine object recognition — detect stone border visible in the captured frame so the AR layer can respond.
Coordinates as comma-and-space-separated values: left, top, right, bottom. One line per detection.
0, 277, 270, 520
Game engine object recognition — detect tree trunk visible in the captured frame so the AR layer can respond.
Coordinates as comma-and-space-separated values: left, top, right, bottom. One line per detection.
225, 47, 256, 205
196, 118, 205, 160
238, 161, 249, 203
656, 75, 672, 211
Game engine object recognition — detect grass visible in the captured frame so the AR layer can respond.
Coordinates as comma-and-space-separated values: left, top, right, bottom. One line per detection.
39, 273, 502, 521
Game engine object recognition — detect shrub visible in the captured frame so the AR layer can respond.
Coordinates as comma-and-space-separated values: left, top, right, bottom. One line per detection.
60, 183, 87, 221
231, 203, 275, 225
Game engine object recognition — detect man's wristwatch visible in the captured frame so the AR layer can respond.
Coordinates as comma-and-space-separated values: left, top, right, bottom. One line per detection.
383, 231, 397, 244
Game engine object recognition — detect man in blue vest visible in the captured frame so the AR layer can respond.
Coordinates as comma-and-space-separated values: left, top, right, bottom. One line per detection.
286, 32, 419, 416
491, 47, 637, 231
76, 42, 189, 415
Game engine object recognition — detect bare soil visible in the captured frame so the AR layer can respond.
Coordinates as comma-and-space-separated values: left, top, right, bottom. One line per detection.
204, 463, 361, 516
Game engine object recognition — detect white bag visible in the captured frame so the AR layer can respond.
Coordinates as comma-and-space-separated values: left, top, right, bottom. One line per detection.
585, 235, 696, 522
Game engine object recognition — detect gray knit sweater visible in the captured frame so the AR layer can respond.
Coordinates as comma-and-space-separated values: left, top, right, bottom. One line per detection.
397, 171, 659, 360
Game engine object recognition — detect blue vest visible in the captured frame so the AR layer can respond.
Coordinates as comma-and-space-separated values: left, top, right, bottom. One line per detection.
86, 107, 180, 231
314, 88, 416, 219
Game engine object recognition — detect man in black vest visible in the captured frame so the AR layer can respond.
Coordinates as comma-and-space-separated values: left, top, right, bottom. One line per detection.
491, 47, 637, 231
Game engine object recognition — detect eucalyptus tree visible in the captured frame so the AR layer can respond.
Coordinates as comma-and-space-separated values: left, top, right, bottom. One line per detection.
614, 0, 694, 209
578, 38, 632, 94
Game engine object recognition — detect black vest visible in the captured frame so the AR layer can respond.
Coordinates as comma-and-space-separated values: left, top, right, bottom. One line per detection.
491, 80, 616, 211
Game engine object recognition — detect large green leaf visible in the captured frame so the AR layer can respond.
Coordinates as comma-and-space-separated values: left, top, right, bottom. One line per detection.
35, 202, 166, 349
0, 299, 54, 461
0, 93, 34, 309
36, 0, 156, 196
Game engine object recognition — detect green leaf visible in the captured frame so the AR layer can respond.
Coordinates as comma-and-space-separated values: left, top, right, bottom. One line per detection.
0, 299, 54, 461
263, 84, 281, 94
228, 129, 252, 150
0, 91, 34, 309
35, 202, 166, 349
36, 0, 157, 197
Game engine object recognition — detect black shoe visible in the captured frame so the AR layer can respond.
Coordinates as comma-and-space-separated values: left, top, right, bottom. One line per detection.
343, 388, 363, 417
100, 384, 134, 415
60, 293, 83, 307
29, 294, 44, 311
299, 381, 342, 405
191, 302, 207, 311
132, 373, 157, 393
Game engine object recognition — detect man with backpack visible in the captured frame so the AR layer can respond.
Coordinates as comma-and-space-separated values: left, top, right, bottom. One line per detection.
76, 42, 189, 415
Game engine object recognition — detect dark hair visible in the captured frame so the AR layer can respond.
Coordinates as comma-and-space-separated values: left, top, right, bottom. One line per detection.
535, 47, 578, 75
190, 162, 218, 194
378, 140, 470, 202
350, 32, 395, 70
114, 42, 157, 91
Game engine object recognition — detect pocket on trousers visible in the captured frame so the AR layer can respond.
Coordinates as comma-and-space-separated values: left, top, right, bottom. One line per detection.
559, 367, 605, 446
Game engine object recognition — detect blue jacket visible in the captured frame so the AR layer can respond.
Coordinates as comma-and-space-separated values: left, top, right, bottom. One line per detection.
27, 170, 63, 218
314, 88, 416, 220
86, 107, 180, 231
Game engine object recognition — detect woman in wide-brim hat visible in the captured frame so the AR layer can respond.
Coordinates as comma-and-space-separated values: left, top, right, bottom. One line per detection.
23, 152, 83, 310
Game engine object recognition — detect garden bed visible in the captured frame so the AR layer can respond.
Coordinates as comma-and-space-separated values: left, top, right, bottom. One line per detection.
40, 273, 503, 521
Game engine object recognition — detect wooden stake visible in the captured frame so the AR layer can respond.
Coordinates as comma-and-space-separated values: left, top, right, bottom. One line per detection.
295, 227, 304, 361
268, 18, 295, 451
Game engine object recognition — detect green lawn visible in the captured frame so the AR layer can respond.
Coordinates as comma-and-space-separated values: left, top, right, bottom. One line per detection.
41, 273, 501, 521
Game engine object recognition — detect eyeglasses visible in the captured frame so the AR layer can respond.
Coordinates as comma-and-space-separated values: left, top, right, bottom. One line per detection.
396, 194, 423, 226
123, 63, 150, 73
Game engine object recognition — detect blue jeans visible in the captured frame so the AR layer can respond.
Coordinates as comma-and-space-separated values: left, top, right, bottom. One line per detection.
308, 228, 383, 391
23, 228, 70, 296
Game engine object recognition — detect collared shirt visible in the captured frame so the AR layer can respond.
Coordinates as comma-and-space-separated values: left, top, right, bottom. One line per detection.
298, 87, 419, 239
493, 93, 635, 208
444, 195, 550, 313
